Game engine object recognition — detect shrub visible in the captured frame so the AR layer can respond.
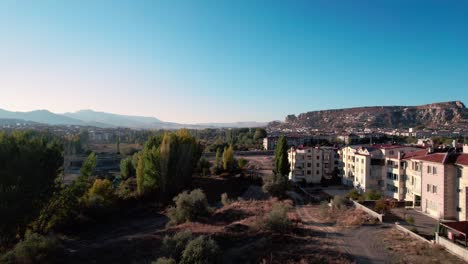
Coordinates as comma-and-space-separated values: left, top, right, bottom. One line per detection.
364, 189, 382, 200
407, 216, 415, 225
31, 175, 90, 234
82, 179, 116, 217
0, 233, 64, 264
116, 178, 137, 200
237, 158, 248, 170
319, 201, 330, 218
346, 189, 360, 200
262, 175, 289, 198
196, 158, 211, 176
180, 236, 221, 264
374, 198, 389, 214
153, 257, 176, 264
167, 189, 211, 225
332, 195, 347, 211
263, 203, 293, 233
161, 231, 194, 260
221, 193, 233, 206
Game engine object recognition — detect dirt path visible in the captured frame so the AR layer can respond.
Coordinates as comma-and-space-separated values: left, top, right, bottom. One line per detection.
293, 196, 396, 264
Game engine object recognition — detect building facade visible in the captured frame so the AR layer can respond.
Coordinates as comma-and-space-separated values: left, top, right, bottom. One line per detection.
288, 146, 340, 184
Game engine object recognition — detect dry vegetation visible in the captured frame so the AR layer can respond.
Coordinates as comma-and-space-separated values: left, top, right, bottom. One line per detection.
165, 198, 354, 264
383, 228, 465, 264
318, 197, 380, 227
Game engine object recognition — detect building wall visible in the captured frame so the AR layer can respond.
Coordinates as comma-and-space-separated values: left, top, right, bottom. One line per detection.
421, 161, 449, 219
458, 165, 468, 221
444, 165, 457, 220
289, 147, 340, 184
405, 160, 423, 205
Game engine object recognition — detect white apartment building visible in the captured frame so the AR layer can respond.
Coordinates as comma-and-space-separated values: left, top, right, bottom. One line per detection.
288, 146, 340, 184
341, 145, 420, 195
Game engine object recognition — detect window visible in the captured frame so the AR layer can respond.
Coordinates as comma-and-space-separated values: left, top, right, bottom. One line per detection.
307, 163, 311, 168
433, 185, 437, 194
316, 163, 320, 167
427, 184, 430, 192
427, 166, 431, 174
387, 173, 398, 180
361, 169, 363, 174
389, 150, 394, 155
316, 156, 320, 160
386, 184, 398, 193
307, 170, 311, 175
433, 167, 437, 174
316, 170, 320, 175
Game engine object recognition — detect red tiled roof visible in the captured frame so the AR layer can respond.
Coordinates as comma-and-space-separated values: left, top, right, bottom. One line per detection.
455, 153, 468, 166
410, 153, 447, 163
402, 149, 428, 160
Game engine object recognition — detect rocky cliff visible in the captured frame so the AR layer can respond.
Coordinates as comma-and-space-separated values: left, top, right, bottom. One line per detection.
270, 101, 467, 130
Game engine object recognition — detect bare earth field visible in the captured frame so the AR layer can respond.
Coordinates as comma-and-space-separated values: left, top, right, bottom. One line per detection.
61, 180, 465, 264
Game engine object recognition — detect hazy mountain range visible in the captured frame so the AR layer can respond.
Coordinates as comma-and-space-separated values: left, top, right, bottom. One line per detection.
0, 109, 268, 129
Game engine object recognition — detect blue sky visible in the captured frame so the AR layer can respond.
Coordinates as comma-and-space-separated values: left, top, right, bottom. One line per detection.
0, 0, 467, 123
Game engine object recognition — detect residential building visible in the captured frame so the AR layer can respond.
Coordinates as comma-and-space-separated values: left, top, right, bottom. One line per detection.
340, 145, 385, 191
381, 146, 422, 200
340, 145, 420, 195
288, 146, 340, 184
406, 151, 458, 220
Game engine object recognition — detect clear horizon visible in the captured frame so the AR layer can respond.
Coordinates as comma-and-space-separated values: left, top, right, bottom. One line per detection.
1, 1, 467, 123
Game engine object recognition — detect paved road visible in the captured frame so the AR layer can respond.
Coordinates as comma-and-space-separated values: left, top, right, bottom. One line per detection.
292, 192, 396, 264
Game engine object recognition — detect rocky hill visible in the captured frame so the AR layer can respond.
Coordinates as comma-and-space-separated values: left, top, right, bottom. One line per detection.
269, 101, 468, 130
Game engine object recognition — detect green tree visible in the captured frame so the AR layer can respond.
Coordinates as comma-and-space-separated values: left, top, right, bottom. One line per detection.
222, 145, 236, 172
136, 146, 160, 196
253, 128, 267, 141
214, 148, 222, 168
136, 130, 201, 199
80, 152, 97, 177
274, 136, 290, 177
120, 157, 135, 179
0, 132, 63, 243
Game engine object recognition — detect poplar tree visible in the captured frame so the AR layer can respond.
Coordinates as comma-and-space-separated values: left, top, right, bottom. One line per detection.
274, 136, 290, 177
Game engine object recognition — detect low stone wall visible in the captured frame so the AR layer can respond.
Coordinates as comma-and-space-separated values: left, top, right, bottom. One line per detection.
436, 234, 468, 262
351, 200, 383, 222
395, 223, 431, 243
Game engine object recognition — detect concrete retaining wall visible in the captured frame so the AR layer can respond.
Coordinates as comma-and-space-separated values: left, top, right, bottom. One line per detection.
395, 224, 431, 243
436, 234, 468, 262
351, 200, 383, 222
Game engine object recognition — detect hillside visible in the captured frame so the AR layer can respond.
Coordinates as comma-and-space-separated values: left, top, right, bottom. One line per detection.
0, 108, 267, 129
0, 109, 86, 126
269, 101, 468, 130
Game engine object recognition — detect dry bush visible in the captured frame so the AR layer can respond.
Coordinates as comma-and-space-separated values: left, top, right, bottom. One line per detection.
319, 201, 330, 218
167, 189, 211, 226
262, 202, 294, 233
336, 209, 369, 226
180, 236, 221, 264
0, 233, 64, 264
161, 231, 193, 261
221, 193, 233, 206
